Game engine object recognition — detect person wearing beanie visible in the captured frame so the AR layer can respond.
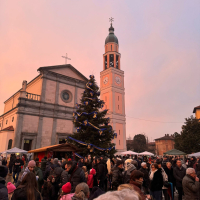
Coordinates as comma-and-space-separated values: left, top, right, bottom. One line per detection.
87, 168, 96, 190
112, 159, 124, 190
58, 182, 75, 200
7, 182, 16, 200
129, 170, 149, 200
20, 160, 36, 182
0, 165, 8, 200
123, 162, 136, 183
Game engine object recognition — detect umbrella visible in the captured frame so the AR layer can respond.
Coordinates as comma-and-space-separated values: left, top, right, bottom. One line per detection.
138, 151, 154, 156
5, 147, 28, 154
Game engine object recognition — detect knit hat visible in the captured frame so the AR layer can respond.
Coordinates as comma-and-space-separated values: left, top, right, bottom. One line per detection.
126, 163, 136, 172
62, 182, 71, 194
116, 160, 123, 167
90, 168, 96, 175
0, 165, 8, 178
7, 182, 16, 194
28, 160, 36, 168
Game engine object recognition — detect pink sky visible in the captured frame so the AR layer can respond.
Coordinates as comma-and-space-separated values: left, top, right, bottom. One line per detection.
1, 0, 200, 141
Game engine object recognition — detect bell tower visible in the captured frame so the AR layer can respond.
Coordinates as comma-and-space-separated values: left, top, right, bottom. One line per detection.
100, 19, 126, 152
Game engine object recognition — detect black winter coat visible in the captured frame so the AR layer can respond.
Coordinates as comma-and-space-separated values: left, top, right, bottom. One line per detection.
60, 170, 69, 187
69, 162, 86, 192
150, 168, 163, 191
41, 158, 47, 172
112, 167, 123, 190
0, 177, 8, 200
13, 159, 22, 173
96, 162, 106, 181
139, 167, 150, 188
164, 167, 175, 185
173, 166, 186, 188
11, 186, 41, 200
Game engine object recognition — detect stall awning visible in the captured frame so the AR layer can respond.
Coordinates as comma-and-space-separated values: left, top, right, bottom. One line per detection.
28, 143, 80, 153
163, 149, 186, 155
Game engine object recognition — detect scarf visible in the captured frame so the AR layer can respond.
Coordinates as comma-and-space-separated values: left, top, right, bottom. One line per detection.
149, 169, 157, 180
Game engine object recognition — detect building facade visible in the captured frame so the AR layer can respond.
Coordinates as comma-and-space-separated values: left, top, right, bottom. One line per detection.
155, 134, 175, 155
0, 64, 87, 152
100, 23, 126, 152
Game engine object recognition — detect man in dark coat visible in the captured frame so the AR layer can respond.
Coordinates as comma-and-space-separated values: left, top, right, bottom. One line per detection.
59, 162, 69, 187
13, 155, 22, 183
164, 162, 175, 199
173, 160, 186, 200
182, 168, 199, 200
66, 161, 86, 192
112, 160, 123, 190
41, 156, 47, 173
139, 162, 150, 194
0, 165, 8, 200
96, 158, 106, 190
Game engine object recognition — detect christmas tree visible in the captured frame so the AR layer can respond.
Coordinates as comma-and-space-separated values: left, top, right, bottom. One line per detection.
68, 75, 116, 156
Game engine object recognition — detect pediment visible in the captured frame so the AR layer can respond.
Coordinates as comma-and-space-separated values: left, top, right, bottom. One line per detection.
38, 64, 87, 82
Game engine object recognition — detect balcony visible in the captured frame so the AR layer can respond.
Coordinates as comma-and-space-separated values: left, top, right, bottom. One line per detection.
26, 92, 40, 101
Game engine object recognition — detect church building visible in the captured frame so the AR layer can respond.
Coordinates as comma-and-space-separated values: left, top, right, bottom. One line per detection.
0, 65, 87, 152
0, 22, 127, 153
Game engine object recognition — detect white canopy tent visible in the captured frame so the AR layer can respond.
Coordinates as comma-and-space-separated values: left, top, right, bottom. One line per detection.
188, 152, 200, 157
138, 151, 154, 156
4, 147, 28, 154
115, 150, 138, 155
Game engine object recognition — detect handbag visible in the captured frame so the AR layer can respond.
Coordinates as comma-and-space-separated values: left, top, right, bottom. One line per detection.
163, 181, 170, 187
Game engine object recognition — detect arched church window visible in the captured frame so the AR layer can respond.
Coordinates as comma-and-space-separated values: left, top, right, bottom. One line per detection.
118, 96, 119, 101
119, 140, 120, 145
12, 117, 14, 122
119, 130, 120, 135
6, 120, 8, 124
118, 105, 119, 110
8, 139, 12, 150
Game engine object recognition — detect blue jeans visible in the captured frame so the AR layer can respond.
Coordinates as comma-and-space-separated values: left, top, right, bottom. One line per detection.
13, 172, 19, 183
150, 190, 162, 200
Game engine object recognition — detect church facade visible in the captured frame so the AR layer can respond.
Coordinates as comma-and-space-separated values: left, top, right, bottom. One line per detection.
0, 65, 87, 152
0, 23, 127, 153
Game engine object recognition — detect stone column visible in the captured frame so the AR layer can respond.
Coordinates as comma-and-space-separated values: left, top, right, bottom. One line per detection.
51, 79, 59, 145
36, 117, 43, 148
40, 77, 47, 102
51, 118, 57, 145
14, 114, 24, 148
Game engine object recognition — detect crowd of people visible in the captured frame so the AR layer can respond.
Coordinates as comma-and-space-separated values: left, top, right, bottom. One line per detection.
0, 154, 200, 200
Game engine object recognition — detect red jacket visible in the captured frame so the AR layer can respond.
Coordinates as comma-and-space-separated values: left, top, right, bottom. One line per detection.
87, 168, 96, 188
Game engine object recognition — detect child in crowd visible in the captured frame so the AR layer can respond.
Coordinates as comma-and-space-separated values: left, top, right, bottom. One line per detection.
59, 182, 75, 200
41, 175, 56, 200
7, 182, 16, 200
87, 168, 96, 191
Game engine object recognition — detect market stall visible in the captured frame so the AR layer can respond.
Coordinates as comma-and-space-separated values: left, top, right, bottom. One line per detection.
28, 142, 80, 161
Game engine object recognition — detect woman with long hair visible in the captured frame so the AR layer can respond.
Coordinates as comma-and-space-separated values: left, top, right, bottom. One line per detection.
11, 172, 41, 200
71, 182, 90, 200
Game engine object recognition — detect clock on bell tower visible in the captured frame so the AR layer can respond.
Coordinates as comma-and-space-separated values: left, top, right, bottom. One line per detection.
100, 19, 126, 152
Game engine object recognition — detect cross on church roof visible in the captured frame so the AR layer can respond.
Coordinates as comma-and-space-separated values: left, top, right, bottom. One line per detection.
109, 17, 114, 24
62, 53, 71, 64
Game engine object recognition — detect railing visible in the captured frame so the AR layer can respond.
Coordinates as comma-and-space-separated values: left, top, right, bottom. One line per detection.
26, 93, 41, 101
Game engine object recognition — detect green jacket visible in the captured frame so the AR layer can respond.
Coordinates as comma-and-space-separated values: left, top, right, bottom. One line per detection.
35, 166, 44, 192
